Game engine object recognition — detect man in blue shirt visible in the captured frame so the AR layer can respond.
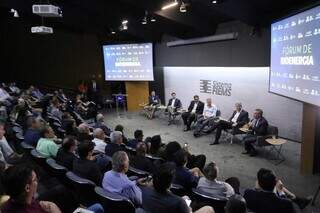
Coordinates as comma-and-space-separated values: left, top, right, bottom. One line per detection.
102, 151, 145, 206
24, 117, 41, 147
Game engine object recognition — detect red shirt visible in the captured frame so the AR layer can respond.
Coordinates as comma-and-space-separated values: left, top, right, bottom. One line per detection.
1, 198, 46, 213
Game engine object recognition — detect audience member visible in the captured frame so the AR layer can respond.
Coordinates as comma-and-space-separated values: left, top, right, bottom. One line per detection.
0, 86, 13, 107
0, 123, 22, 165
225, 195, 247, 213
73, 141, 102, 185
77, 123, 93, 142
1, 164, 61, 213
225, 177, 241, 195
24, 117, 42, 147
150, 135, 165, 157
94, 113, 111, 136
243, 168, 296, 213
114, 124, 128, 144
141, 162, 214, 213
36, 126, 59, 158
131, 142, 154, 173
50, 99, 63, 120
56, 137, 77, 170
173, 149, 202, 190
105, 131, 125, 157
103, 151, 145, 206
92, 128, 107, 153
127, 129, 144, 149
197, 162, 234, 198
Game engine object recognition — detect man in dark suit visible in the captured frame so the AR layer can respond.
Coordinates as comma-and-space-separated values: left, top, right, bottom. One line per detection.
242, 109, 268, 156
244, 168, 296, 213
182, 95, 204, 131
210, 103, 249, 145
167, 92, 182, 125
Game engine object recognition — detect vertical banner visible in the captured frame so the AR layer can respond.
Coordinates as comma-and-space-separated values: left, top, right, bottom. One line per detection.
163, 67, 303, 141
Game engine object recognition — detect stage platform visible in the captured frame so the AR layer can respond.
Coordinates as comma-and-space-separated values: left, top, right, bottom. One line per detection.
103, 110, 320, 211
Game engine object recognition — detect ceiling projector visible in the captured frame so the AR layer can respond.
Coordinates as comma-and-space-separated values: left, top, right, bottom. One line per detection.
31, 26, 53, 34
32, 4, 62, 17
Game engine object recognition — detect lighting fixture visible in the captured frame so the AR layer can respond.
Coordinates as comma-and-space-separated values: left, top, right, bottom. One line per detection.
161, 0, 178, 10
150, 17, 156, 22
110, 29, 116, 34
10, 8, 19, 17
212, 0, 217, 3
122, 20, 128, 24
141, 11, 148, 25
180, 1, 187, 13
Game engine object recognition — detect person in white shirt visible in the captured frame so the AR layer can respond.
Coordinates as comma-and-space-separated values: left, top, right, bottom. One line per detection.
210, 103, 249, 145
193, 98, 218, 137
92, 128, 107, 153
197, 162, 235, 198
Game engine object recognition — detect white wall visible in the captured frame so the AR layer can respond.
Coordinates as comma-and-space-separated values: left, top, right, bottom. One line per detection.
163, 67, 303, 141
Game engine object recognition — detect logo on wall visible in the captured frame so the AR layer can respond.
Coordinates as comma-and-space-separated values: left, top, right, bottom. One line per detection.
200, 80, 232, 96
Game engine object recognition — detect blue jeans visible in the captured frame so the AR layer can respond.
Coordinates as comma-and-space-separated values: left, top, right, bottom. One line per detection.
87, 203, 104, 213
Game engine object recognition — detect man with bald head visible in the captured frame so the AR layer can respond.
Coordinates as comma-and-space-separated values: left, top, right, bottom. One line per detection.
92, 128, 107, 153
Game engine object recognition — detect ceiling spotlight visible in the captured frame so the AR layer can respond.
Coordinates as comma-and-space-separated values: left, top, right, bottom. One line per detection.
180, 1, 187, 13
212, 0, 217, 3
150, 17, 156, 22
212, 0, 223, 4
122, 19, 128, 25
110, 29, 116, 34
162, 0, 178, 10
10, 8, 19, 18
141, 11, 148, 25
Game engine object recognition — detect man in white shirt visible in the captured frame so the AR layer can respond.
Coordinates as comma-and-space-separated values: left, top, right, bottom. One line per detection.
193, 98, 218, 137
92, 128, 107, 153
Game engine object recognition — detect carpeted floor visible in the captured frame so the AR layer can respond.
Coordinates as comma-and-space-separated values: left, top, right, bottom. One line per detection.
103, 109, 320, 212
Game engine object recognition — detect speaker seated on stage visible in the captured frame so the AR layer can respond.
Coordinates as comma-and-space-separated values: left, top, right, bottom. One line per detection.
241, 109, 268, 157
193, 98, 218, 137
182, 95, 204, 132
210, 102, 249, 145
146, 91, 161, 119
167, 92, 182, 125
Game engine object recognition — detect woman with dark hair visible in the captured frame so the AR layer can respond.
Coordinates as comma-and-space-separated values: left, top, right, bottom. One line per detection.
150, 135, 165, 157
114, 124, 127, 144
56, 137, 77, 170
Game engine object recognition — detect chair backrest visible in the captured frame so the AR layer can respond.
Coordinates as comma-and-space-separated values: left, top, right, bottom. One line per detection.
30, 149, 47, 166
267, 125, 278, 137
170, 183, 188, 197
12, 126, 23, 134
191, 188, 228, 213
46, 158, 68, 181
128, 166, 149, 178
65, 171, 97, 206
216, 110, 221, 117
125, 146, 137, 156
20, 142, 34, 152
95, 186, 135, 213
145, 154, 165, 163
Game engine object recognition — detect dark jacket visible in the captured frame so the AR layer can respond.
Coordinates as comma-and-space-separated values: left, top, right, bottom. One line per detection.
105, 143, 126, 157
56, 148, 77, 170
173, 166, 200, 190
229, 110, 249, 127
167, 98, 182, 109
244, 189, 296, 213
250, 117, 268, 136
148, 95, 160, 106
73, 158, 102, 186
131, 155, 154, 173
187, 101, 204, 114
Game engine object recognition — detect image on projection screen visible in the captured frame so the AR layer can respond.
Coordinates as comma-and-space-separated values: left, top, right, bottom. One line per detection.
270, 5, 320, 106
102, 43, 154, 81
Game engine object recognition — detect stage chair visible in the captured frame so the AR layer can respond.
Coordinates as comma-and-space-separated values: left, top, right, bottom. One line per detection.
191, 188, 228, 213
65, 171, 97, 206
94, 186, 135, 213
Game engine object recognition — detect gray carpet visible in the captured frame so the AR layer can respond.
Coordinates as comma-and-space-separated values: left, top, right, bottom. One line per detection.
103, 110, 320, 212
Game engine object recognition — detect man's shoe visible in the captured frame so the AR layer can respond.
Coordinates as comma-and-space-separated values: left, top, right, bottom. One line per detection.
210, 141, 219, 145
183, 127, 191, 132
242, 151, 250, 155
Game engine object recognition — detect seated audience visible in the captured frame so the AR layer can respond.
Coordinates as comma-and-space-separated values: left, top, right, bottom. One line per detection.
105, 131, 125, 157
73, 141, 102, 185
173, 149, 202, 190
10, 98, 31, 126
225, 177, 241, 195
1, 164, 61, 213
210, 102, 249, 145
127, 129, 144, 149
150, 135, 165, 157
164, 141, 206, 170
193, 98, 218, 137
225, 194, 247, 213
182, 95, 204, 132
114, 124, 128, 144
102, 151, 145, 206
167, 92, 182, 125
0, 123, 22, 165
24, 117, 42, 147
0, 86, 13, 107
244, 168, 296, 213
30, 86, 44, 100
50, 98, 63, 120
141, 162, 214, 213
242, 109, 268, 156
56, 137, 77, 170
197, 162, 234, 198
131, 142, 154, 173
92, 128, 107, 153
8, 82, 21, 95
94, 113, 111, 136
36, 126, 59, 158
77, 123, 93, 142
